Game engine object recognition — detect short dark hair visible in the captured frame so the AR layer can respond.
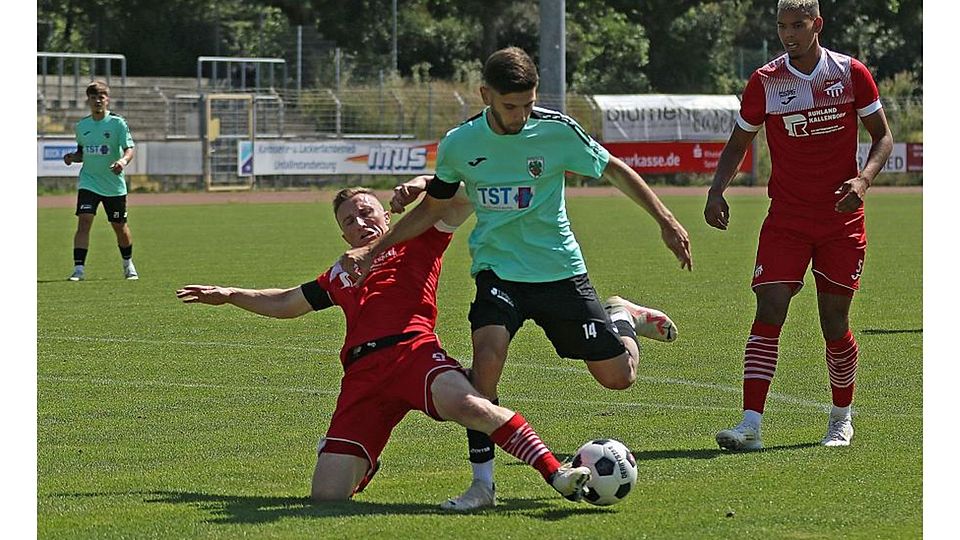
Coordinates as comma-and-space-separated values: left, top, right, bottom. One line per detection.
332, 187, 376, 216
482, 47, 538, 94
86, 80, 110, 97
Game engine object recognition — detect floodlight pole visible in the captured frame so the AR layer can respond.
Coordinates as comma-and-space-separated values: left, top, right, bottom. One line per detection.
539, 0, 566, 112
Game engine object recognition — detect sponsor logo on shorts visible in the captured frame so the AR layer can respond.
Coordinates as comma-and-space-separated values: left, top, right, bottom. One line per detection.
490, 286, 515, 307
850, 259, 863, 281
754, 264, 763, 278
79, 204, 93, 211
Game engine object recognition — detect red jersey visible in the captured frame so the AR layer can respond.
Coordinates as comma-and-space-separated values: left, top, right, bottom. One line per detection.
316, 224, 455, 365
738, 48, 881, 214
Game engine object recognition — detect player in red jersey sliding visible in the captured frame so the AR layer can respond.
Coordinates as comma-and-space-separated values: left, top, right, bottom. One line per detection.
176, 183, 592, 503
704, 0, 893, 450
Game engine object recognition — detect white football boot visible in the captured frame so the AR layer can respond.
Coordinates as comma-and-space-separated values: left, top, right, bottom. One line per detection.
550, 463, 592, 502
123, 260, 139, 280
68, 266, 85, 281
439, 480, 496, 511
603, 296, 678, 342
821, 416, 854, 447
716, 422, 763, 451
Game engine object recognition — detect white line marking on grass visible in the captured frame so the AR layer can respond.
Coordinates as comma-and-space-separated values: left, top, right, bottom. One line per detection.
38, 336, 921, 418
39, 375, 340, 396
38, 335, 337, 355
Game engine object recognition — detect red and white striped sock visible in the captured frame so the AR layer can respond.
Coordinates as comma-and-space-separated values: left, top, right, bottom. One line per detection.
826, 330, 858, 407
489, 412, 561, 481
742, 320, 782, 415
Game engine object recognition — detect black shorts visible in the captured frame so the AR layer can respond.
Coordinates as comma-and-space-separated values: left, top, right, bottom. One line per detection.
468, 270, 627, 361
76, 189, 128, 223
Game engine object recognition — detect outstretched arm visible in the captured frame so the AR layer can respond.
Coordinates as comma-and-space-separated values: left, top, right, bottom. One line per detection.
176, 285, 314, 319
704, 126, 757, 230
835, 109, 893, 213
602, 156, 692, 271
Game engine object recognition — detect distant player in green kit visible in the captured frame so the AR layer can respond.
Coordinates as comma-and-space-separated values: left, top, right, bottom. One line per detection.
63, 80, 138, 281
340, 47, 693, 510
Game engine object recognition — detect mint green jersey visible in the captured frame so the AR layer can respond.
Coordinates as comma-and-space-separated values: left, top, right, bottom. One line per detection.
434, 106, 609, 282
75, 112, 135, 196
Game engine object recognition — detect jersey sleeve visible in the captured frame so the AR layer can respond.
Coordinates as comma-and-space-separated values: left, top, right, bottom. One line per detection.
561, 117, 609, 178
850, 59, 882, 117
736, 72, 766, 132
118, 116, 135, 149
433, 134, 461, 185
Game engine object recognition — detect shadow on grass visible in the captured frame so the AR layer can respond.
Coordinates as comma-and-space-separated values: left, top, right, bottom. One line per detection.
51, 490, 611, 524
862, 328, 922, 335
550, 442, 820, 464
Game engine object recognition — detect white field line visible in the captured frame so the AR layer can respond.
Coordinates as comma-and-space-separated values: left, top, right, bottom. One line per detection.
38, 335, 921, 418
38, 335, 336, 355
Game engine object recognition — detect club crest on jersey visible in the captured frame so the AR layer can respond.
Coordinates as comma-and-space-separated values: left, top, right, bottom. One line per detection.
103, 132, 111, 139
823, 80, 844, 98
476, 186, 535, 210
527, 156, 544, 178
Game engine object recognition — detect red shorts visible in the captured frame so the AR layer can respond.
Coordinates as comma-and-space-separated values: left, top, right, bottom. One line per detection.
752, 209, 866, 294
319, 333, 464, 467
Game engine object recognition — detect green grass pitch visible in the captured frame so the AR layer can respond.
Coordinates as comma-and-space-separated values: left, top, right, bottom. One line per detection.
37, 192, 921, 538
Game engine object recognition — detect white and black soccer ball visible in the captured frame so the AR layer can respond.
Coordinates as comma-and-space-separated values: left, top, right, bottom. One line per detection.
572, 438, 638, 506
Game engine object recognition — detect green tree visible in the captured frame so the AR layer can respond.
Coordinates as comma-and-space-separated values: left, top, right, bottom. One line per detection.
566, 0, 651, 93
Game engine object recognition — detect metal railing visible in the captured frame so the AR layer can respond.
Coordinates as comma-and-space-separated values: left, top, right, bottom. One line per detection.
37, 52, 127, 106
196, 56, 287, 93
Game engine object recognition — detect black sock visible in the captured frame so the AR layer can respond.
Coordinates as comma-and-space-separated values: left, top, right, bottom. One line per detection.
119, 244, 133, 260
73, 248, 88, 266
466, 398, 498, 463
613, 319, 638, 342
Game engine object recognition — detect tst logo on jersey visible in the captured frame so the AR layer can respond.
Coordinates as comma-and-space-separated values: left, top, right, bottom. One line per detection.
84, 144, 111, 155
476, 186, 535, 210
782, 114, 809, 137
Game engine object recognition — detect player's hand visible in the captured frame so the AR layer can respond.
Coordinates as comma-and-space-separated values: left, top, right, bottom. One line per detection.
339, 245, 374, 285
661, 219, 693, 271
63, 153, 74, 166
704, 192, 730, 230
109, 159, 126, 174
835, 176, 868, 213
176, 285, 231, 305
390, 175, 430, 213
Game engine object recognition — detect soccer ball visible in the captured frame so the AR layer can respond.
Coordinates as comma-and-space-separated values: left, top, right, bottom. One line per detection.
572, 439, 638, 506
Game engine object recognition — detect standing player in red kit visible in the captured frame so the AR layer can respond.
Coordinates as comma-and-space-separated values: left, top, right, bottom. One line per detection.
704, 0, 893, 450
176, 184, 591, 503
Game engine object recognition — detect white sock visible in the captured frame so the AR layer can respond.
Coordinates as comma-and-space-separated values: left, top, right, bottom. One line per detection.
472, 460, 494, 487
743, 409, 763, 429
607, 309, 634, 327
830, 405, 851, 420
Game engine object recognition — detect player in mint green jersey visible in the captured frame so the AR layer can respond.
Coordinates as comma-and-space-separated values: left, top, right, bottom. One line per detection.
341, 47, 692, 511
63, 80, 138, 281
